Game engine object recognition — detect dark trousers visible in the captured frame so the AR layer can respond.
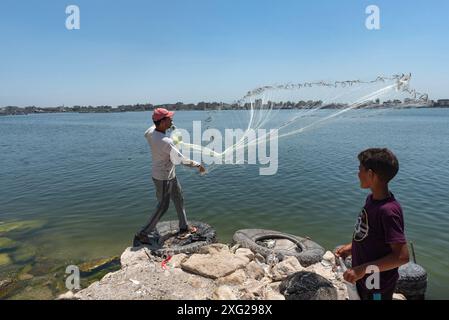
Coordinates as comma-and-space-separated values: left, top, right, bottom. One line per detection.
139, 177, 188, 235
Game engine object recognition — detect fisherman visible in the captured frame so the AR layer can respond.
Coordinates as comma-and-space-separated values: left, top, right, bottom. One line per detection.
134, 108, 206, 246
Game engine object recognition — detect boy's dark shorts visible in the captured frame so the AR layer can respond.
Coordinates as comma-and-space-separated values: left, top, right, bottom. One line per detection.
357, 283, 396, 301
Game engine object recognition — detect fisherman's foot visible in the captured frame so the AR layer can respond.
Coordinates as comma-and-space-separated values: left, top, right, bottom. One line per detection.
177, 225, 197, 240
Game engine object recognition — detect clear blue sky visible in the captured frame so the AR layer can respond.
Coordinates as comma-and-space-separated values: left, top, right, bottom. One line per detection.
1, 0, 448, 107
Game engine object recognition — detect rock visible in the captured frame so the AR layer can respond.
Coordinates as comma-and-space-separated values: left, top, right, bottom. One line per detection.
0, 277, 20, 300
305, 262, 336, 282
216, 269, 247, 286
8, 285, 54, 300
169, 253, 188, 268
264, 290, 285, 300
0, 237, 17, 250
120, 247, 154, 267
280, 271, 338, 300
393, 293, 407, 300
69, 242, 347, 300
239, 279, 266, 299
245, 261, 265, 280
0, 220, 45, 235
56, 291, 77, 300
230, 244, 240, 254
0, 279, 14, 298
20, 264, 33, 275
260, 276, 273, 284
266, 253, 280, 266
0, 279, 13, 289
25, 259, 57, 277
235, 248, 254, 261
321, 260, 333, 267
331, 273, 349, 300
322, 251, 336, 265
271, 256, 304, 281
79, 256, 120, 276
262, 263, 272, 276
269, 281, 282, 292
75, 262, 216, 300
240, 292, 254, 300
188, 277, 208, 289
336, 285, 349, 300
254, 253, 265, 264
0, 253, 12, 266
18, 273, 34, 281
198, 243, 229, 255
181, 252, 249, 279
212, 285, 238, 300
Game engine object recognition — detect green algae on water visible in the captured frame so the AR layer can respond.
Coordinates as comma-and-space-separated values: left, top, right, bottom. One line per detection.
0, 237, 17, 250
11, 246, 37, 264
0, 220, 46, 235
0, 253, 12, 266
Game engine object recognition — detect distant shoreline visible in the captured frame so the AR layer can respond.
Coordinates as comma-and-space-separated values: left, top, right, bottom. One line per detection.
1, 101, 448, 116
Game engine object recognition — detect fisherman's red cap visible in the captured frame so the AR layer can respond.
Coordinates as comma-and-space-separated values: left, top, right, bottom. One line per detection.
152, 108, 174, 121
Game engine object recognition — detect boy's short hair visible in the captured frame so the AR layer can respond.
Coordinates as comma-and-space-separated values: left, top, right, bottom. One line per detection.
358, 148, 399, 183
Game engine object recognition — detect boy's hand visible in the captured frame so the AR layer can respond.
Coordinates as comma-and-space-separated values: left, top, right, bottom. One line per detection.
335, 243, 352, 259
343, 265, 366, 284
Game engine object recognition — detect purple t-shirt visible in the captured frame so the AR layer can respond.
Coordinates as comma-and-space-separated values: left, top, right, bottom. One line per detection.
351, 193, 407, 295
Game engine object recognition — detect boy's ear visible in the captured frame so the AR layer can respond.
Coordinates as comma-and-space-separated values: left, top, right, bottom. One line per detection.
369, 170, 383, 184
368, 169, 375, 180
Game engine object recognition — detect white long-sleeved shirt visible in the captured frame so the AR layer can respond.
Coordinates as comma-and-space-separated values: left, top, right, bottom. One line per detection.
144, 126, 199, 180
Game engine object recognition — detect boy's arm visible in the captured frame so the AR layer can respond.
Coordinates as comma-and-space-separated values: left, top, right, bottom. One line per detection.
335, 243, 352, 258
343, 243, 409, 284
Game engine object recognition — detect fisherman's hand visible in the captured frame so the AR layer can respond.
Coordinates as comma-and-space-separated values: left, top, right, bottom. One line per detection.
343, 265, 366, 284
198, 165, 206, 174
335, 243, 352, 259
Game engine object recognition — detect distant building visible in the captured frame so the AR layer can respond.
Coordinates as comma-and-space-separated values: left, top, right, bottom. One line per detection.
24, 106, 37, 113
435, 99, 449, 107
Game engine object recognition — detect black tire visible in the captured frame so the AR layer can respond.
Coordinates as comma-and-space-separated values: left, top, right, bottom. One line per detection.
396, 262, 427, 300
232, 229, 325, 267
279, 271, 338, 300
134, 220, 217, 256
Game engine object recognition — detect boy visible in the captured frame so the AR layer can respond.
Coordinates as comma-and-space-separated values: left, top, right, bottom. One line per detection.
336, 148, 409, 300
